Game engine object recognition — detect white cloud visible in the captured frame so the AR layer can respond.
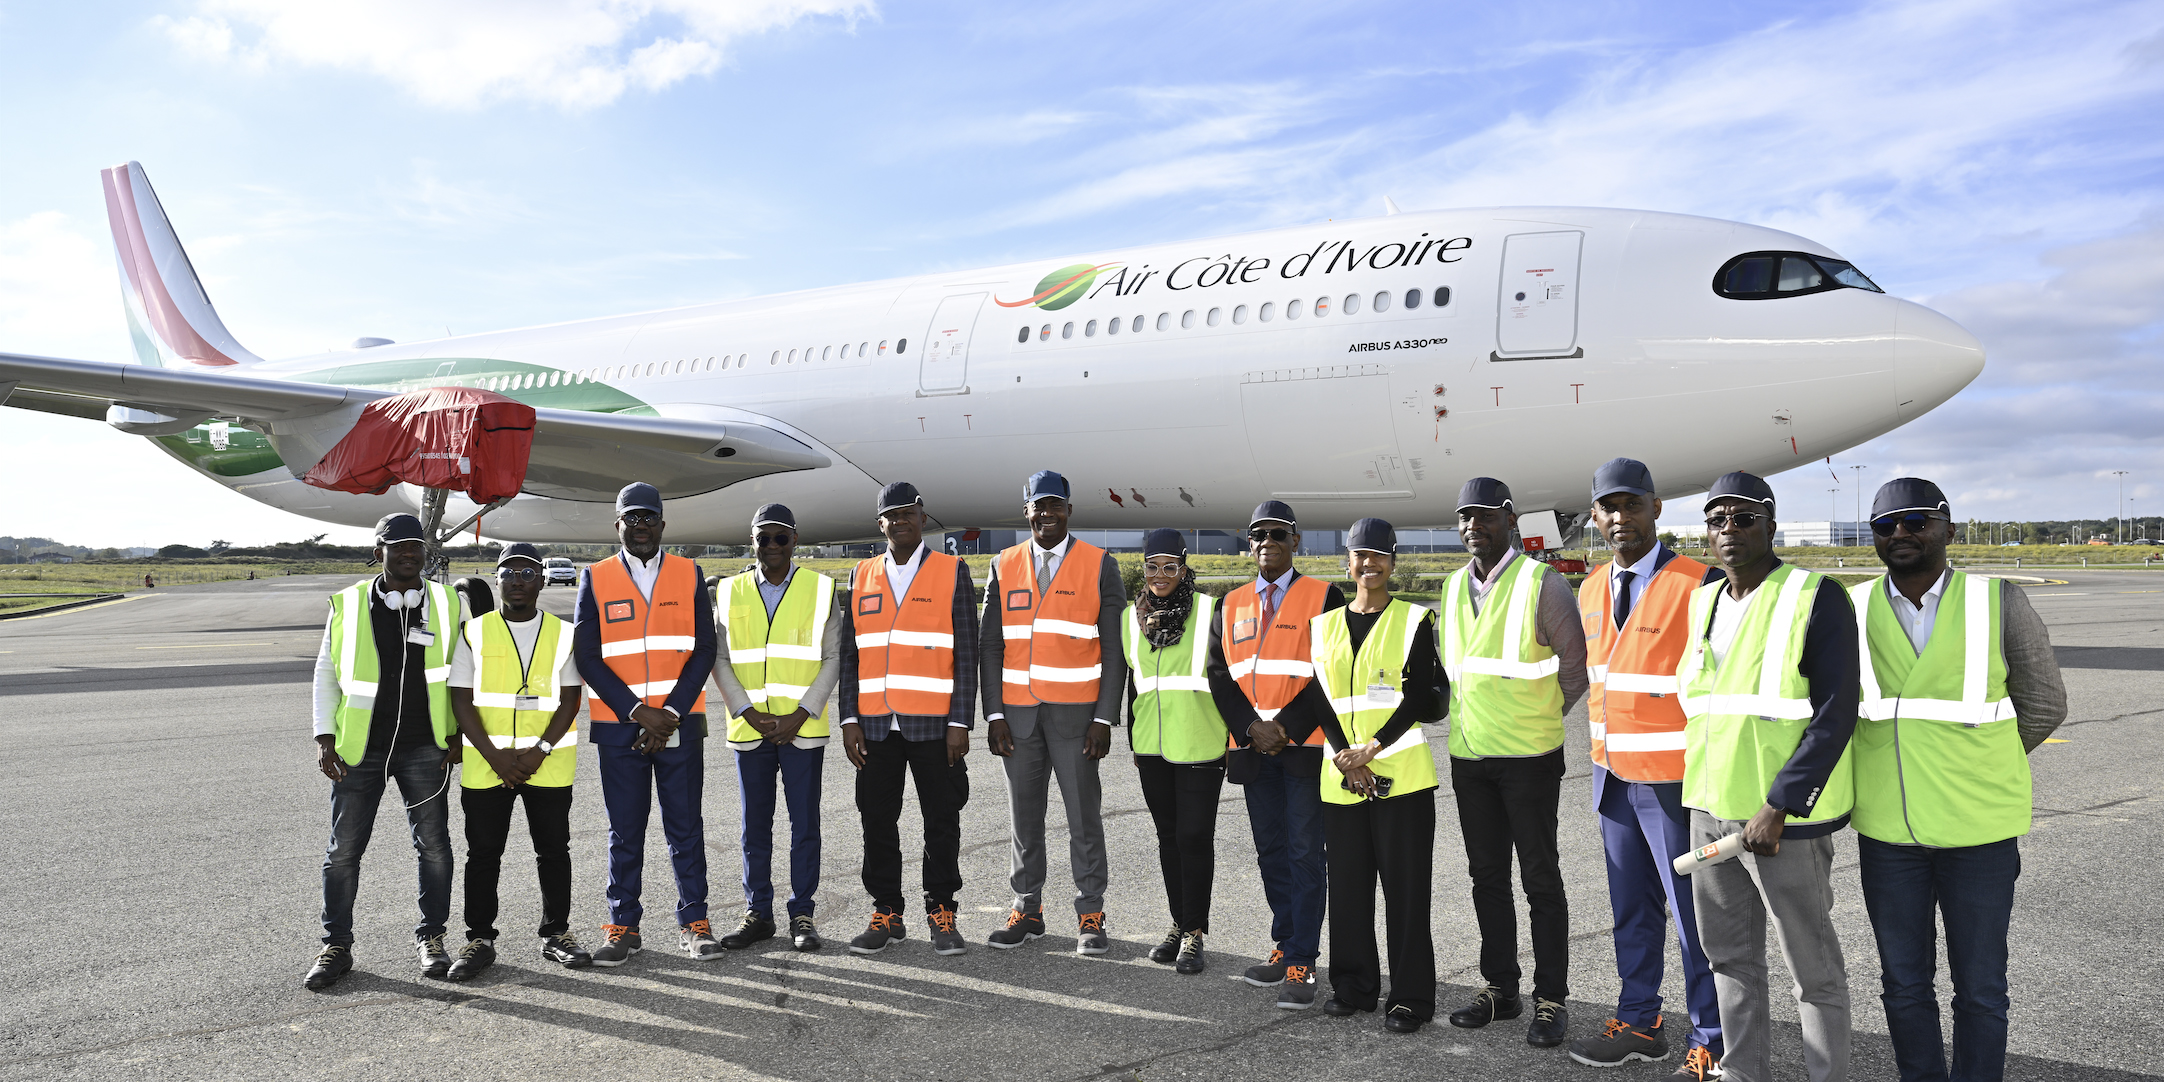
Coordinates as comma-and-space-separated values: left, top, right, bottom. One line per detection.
154, 0, 874, 110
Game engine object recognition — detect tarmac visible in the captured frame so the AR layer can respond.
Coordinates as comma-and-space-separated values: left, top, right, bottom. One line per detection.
0, 569, 2158, 1081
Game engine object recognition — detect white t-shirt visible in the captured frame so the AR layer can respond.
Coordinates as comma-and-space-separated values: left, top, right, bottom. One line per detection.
1707, 586, 1756, 670
449, 613, 584, 691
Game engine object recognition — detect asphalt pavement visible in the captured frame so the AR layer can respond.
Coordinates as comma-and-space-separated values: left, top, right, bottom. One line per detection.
1, 570, 2158, 1081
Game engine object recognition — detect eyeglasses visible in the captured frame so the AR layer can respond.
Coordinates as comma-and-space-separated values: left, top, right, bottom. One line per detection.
619, 511, 661, 527
1247, 527, 1292, 543
1871, 512, 1947, 537
1142, 561, 1185, 576
1704, 512, 1766, 530
496, 567, 542, 582
755, 532, 794, 547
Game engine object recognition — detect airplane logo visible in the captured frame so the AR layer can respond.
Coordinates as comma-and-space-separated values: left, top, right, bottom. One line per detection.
995, 262, 1122, 311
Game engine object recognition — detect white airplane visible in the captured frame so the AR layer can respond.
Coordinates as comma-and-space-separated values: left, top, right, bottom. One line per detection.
1, 162, 1984, 545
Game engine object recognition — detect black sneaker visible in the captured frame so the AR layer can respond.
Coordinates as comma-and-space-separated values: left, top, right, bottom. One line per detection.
1148, 925, 1183, 965
789, 915, 822, 952
1076, 912, 1110, 956
541, 932, 592, 968
1242, 948, 1289, 988
1175, 931, 1206, 974
304, 945, 352, 990
720, 911, 775, 950
446, 939, 495, 982
1449, 984, 1523, 1028
927, 907, 968, 956
1569, 1016, 1671, 1066
591, 924, 641, 967
416, 934, 451, 980
986, 909, 1045, 949
1277, 965, 1319, 1009
1528, 998, 1570, 1047
848, 909, 906, 955
1673, 1045, 1725, 1079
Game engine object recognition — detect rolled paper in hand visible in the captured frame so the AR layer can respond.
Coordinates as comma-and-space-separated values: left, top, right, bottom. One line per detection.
1673, 832, 1745, 876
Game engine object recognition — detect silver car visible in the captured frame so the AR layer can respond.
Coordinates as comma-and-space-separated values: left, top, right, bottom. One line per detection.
544, 556, 578, 585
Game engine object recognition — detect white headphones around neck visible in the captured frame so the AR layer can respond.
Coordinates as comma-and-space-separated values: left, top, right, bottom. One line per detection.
380, 587, 425, 611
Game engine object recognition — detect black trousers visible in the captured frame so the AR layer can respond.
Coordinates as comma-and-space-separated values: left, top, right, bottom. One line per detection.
1325, 788, 1437, 1017
461, 783, 574, 941
1451, 750, 1570, 1001
1134, 754, 1225, 933
858, 729, 968, 913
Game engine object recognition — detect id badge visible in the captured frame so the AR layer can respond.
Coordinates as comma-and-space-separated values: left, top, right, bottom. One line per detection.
1365, 682, 1401, 708
406, 628, 435, 646
514, 695, 543, 711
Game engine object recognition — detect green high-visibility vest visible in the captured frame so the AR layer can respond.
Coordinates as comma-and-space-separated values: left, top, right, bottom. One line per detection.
1849, 572, 2029, 847
1441, 555, 1564, 759
325, 578, 458, 766
1678, 564, 1854, 825
460, 610, 578, 788
721, 568, 834, 744
1314, 598, 1440, 805
1120, 593, 1226, 764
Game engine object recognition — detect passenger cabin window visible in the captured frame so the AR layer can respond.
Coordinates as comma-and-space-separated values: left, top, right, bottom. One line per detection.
1232, 305, 1248, 324
1207, 308, 1222, 326
1107, 316, 1120, 335
1715, 251, 1884, 299
1314, 297, 1330, 317
897, 338, 907, 354
1343, 293, 1361, 315
1372, 291, 1391, 312
1062, 322, 1074, 339
1433, 286, 1451, 308
1259, 302, 1275, 322
1403, 289, 1421, 310
1085, 319, 1098, 337
1157, 312, 1171, 331
1131, 315, 1143, 333
1181, 310, 1196, 329
1018, 326, 1030, 343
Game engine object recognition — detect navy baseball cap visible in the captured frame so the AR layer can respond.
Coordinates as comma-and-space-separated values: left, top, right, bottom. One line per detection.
1249, 500, 1297, 528
1024, 470, 1071, 505
1592, 458, 1657, 502
1703, 472, 1776, 512
1347, 518, 1397, 554
374, 513, 425, 544
1457, 477, 1513, 512
875, 482, 922, 515
616, 482, 663, 516
751, 503, 796, 529
1143, 528, 1186, 558
1872, 478, 1950, 520
495, 542, 545, 567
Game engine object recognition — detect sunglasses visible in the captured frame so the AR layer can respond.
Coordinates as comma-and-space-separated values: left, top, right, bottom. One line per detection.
1871, 512, 1947, 537
1247, 527, 1293, 543
1704, 512, 1767, 530
1142, 561, 1186, 576
496, 567, 543, 582
756, 532, 794, 547
619, 511, 662, 527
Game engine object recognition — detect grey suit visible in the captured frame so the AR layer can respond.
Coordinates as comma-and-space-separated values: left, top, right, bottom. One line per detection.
980, 544, 1127, 916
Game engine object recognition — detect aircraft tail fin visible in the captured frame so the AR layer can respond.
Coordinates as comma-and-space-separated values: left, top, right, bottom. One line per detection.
101, 161, 265, 368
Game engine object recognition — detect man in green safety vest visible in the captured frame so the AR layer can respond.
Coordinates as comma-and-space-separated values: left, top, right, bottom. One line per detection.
1852, 478, 2066, 1082
1440, 478, 1587, 1049
1679, 471, 1859, 1082
303, 513, 462, 991
710, 504, 842, 953
445, 542, 590, 980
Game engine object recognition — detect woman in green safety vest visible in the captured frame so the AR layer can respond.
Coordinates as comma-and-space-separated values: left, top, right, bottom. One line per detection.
1313, 517, 1446, 1034
1122, 528, 1228, 975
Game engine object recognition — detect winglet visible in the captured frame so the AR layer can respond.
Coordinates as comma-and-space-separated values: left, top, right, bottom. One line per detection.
1383, 195, 1402, 216
101, 162, 263, 368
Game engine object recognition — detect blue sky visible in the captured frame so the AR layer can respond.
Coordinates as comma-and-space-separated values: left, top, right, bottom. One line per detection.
3, 0, 2162, 547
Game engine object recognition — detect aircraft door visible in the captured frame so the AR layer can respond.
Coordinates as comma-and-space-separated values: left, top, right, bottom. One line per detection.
1494, 231, 1583, 359
919, 292, 986, 395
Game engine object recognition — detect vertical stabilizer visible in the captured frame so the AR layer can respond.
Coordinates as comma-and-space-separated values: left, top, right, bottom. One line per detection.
101, 161, 264, 368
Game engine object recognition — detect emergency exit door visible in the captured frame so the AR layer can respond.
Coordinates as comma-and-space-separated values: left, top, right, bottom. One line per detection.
919, 293, 985, 395
1494, 231, 1582, 359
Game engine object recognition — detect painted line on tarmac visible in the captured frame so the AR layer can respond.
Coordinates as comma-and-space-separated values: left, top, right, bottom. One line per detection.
5, 594, 148, 620
2045, 738, 2069, 743
788, 952, 1208, 1023
136, 642, 275, 649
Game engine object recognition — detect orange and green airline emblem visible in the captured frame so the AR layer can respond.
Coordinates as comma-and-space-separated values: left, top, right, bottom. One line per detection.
996, 263, 1122, 311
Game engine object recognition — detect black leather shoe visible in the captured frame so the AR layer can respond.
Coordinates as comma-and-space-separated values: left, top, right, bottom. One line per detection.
304, 945, 352, 990
1322, 997, 1370, 1017
446, 939, 495, 982
720, 912, 775, 950
1384, 1005, 1424, 1033
1527, 998, 1570, 1047
1175, 932, 1206, 975
1148, 925, 1182, 965
1449, 984, 1523, 1029
789, 914, 822, 952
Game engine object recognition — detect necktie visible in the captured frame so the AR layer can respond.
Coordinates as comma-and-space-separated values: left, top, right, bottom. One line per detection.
1262, 582, 1279, 622
1614, 570, 1636, 629
1037, 550, 1056, 595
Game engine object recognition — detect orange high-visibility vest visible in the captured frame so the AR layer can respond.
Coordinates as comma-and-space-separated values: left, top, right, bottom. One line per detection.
994, 539, 1107, 706
1220, 575, 1331, 746
585, 553, 708, 722
851, 551, 961, 717
1579, 553, 1706, 782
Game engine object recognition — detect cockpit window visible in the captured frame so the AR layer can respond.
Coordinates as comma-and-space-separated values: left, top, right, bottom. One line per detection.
1714, 251, 1884, 299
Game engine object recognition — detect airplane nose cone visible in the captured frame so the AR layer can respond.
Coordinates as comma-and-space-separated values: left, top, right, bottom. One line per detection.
1894, 298, 1985, 419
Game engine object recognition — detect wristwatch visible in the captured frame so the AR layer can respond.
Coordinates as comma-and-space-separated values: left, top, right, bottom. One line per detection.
536, 740, 555, 755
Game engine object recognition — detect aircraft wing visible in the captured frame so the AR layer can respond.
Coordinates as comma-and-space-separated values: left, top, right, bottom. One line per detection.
0, 351, 830, 501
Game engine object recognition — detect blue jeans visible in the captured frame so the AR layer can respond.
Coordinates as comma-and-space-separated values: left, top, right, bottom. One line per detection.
1598, 771, 1721, 1053
1859, 836, 2020, 1082
598, 735, 709, 929
736, 741, 823, 920
1243, 749, 1327, 965
320, 741, 455, 947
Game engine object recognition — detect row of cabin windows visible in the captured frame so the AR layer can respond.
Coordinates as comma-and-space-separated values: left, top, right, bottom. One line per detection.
469, 338, 906, 392
1018, 286, 1453, 342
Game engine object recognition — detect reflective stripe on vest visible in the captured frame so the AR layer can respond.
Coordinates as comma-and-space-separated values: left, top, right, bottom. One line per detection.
721, 568, 834, 744
1580, 553, 1706, 783
851, 552, 961, 717
1678, 564, 1855, 824
995, 540, 1107, 705
1313, 599, 1440, 804
326, 578, 458, 766
1441, 556, 1565, 759
461, 611, 578, 788
584, 554, 708, 722
1848, 572, 2030, 847
1121, 594, 1226, 763
1219, 575, 1331, 742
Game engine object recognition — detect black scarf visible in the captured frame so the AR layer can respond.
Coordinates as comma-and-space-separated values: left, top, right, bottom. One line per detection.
1138, 571, 1196, 649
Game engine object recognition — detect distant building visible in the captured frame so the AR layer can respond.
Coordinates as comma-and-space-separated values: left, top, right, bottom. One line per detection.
1663, 521, 1866, 546
29, 552, 75, 564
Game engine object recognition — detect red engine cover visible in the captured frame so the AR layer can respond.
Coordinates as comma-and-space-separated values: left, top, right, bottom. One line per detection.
301, 387, 536, 505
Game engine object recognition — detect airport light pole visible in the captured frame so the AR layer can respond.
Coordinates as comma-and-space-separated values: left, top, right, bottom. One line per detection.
1850, 465, 1867, 546
2114, 471, 2129, 544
